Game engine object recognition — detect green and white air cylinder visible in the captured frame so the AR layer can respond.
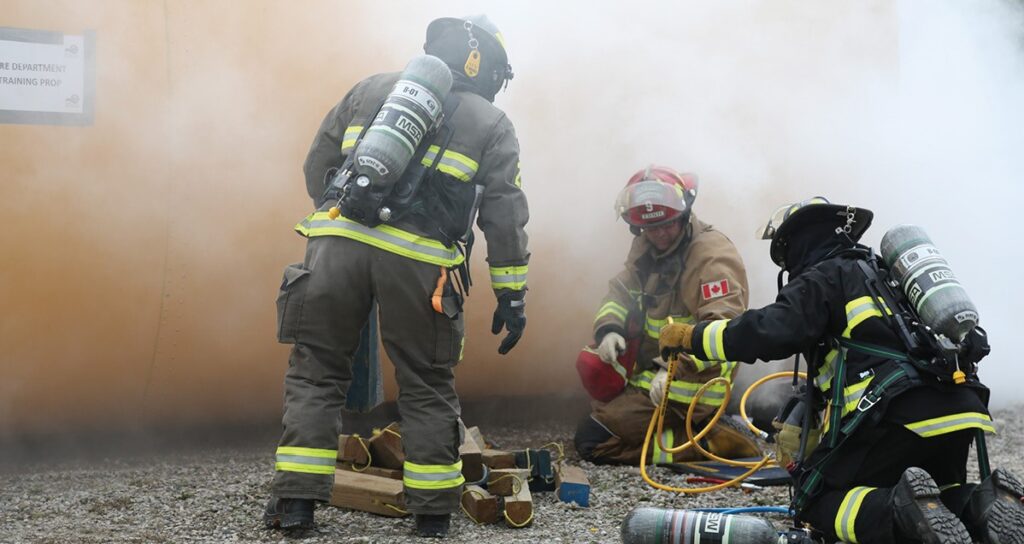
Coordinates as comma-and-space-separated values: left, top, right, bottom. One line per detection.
621, 507, 781, 544
347, 54, 452, 223
880, 224, 978, 342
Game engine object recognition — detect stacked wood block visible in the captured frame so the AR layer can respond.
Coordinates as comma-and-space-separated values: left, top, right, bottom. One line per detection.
367, 422, 404, 470
330, 469, 407, 517
555, 463, 591, 507
330, 428, 406, 516
330, 425, 589, 528
503, 483, 533, 528
460, 485, 499, 524
514, 448, 556, 492
459, 431, 485, 484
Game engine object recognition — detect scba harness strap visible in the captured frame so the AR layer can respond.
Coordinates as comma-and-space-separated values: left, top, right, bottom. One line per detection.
791, 343, 922, 513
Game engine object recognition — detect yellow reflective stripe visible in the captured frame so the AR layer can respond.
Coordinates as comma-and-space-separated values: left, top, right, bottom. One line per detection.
595, 301, 628, 324
905, 412, 997, 438
631, 370, 654, 388
841, 377, 874, 417
718, 361, 737, 377
653, 428, 673, 464
816, 349, 840, 392
274, 461, 336, 475
835, 486, 876, 543
421, 145, 478, 182
514, 161, 522, 188
276, 446, 337, 458
403, 460, 465, 490
490, 265, 528, 290
341, 125, 363, 151
702, 319, 730, 361
630, 370, 728, 406
842, 296, 892, 338
296, 212, 465, 267
645, 314, 694, 339
275, 446, 337, 474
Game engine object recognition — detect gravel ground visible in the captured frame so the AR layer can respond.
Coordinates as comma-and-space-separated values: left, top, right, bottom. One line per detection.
1, 406, 1022, 544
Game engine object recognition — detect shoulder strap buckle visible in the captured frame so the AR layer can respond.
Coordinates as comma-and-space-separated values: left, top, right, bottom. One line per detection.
856, 394, 880, 413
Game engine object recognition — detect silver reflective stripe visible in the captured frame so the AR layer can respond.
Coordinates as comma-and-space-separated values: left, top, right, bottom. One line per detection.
406, 469, 463, 482
275, 454, 334, 467
816, 349, 840, 391
705, 320, 728, 361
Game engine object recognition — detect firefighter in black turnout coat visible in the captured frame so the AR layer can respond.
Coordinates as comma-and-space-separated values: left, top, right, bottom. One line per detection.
658, 197, 1024, 544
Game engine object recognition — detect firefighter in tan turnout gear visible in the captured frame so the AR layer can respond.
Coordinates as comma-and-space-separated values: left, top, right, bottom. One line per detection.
264, 15, 529, 538
573, 166, 761, 465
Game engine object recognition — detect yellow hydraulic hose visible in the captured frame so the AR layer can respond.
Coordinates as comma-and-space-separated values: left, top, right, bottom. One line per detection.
639, 354, 772, 494
739, 371, 808, 439
639, 341, 815, 494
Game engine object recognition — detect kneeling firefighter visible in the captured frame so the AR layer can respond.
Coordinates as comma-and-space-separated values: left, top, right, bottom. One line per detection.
264, 15, 530, 539
659, 196, 1024, 543
573, 166, 762, 465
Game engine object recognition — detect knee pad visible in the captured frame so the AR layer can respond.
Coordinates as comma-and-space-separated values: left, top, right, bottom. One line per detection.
574, 415, 612, 462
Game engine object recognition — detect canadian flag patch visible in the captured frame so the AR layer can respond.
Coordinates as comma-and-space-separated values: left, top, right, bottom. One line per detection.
701, 279, 730, 300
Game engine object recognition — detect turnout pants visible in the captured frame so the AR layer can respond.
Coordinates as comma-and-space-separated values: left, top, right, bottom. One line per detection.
576, 387, 762, 465
271, 236, 465, 515
798, 419, 975, 543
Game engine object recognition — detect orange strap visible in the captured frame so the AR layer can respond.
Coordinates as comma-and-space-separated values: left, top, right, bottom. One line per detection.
431, 267, 447, 314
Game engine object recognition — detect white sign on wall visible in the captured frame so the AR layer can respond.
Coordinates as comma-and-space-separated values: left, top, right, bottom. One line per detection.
0, 27, 94, 125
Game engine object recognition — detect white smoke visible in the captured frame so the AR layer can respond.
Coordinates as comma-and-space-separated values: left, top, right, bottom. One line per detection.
369, 0, 1024, 407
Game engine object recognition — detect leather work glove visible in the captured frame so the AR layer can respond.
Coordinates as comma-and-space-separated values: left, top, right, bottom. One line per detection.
960, 326, 990, 365
648, 369, 670, 406
659, 322, 695, 362
492, 291, 526, 355
772, 419, 821, 470
596, 332, 626, 364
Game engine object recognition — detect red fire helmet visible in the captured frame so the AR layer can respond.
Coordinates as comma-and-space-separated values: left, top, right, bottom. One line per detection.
615, 166, 698, 229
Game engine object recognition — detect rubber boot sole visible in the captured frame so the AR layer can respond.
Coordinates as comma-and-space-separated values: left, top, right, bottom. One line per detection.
894, 467, 971, 544
263, 513, 314, 530
981, 470, 1024, 544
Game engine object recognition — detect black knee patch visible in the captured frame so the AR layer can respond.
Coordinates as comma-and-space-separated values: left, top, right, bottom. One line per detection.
574, 415, 612, 462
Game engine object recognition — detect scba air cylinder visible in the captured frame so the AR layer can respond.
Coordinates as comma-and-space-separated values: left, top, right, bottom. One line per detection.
880, 224, 979, 342
347, 54, 452, 222
621, 507, 781, 544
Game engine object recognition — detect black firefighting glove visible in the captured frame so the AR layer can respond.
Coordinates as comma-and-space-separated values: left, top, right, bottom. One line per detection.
961, 326, 990, 365
491, 291, 526, 355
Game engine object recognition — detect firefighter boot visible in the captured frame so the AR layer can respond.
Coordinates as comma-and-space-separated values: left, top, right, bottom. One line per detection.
892, 467, 972, 544
414, 513, 451, 538
965, 469, 1024, 544
263, 496, 315, 530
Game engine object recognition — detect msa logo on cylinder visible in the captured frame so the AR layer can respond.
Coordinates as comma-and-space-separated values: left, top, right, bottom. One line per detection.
703, 512, 723, 534
395, 115, 424, 141
929, 269, 955, 282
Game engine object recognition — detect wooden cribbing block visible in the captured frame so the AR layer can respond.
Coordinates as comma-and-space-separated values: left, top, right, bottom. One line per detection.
482, 449, 517, 469
460, 485, 499, 524
487, 468, 530, 497
337, 434, 369, 467
460, 433, 484, 484
515, 449, 556, 492
329, 469, 408, 517
338, 462, 403, 480
368, 423, 405, 470
503, 484, 533, 528
465, 425, 487, 450
555, 463, 590, 507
